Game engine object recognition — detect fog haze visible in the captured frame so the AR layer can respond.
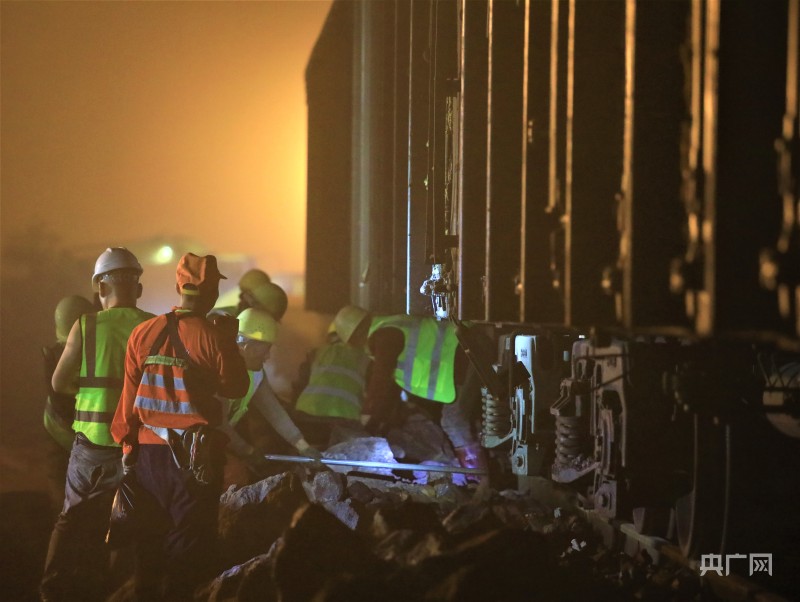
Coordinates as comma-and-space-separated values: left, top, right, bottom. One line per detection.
1, 0, 332, 455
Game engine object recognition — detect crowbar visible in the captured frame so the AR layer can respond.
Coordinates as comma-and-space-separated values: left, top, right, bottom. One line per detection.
263, 453, 487, 475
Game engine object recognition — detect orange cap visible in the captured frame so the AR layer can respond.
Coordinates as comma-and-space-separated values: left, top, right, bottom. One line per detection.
176, 253, 227, 296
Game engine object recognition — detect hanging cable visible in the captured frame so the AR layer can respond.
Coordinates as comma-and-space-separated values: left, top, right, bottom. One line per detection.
424, 0, 436, 264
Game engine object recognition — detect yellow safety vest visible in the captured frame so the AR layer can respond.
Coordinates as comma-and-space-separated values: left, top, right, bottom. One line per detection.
368, 315, 458, 403
226, 369, 265, 427
295, 342, 371, 419
73, 307, 153, 446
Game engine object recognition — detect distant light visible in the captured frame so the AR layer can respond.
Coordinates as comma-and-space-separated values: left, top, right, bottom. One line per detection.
154, 245, 174, 264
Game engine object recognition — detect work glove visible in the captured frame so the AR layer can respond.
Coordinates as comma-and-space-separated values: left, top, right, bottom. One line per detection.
362, 414, 389, 437
298, 445, 323, 461
122, 442, 138, 475
296, 439, 322, 458
453, 443, 490, 485
295, 438, 325, 469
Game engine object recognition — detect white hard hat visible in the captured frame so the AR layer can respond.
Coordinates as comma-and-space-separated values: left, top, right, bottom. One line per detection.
91, 247, 143, 291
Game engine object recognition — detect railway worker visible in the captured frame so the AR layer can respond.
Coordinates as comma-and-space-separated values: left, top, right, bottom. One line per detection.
364, 314, 489, 479
111, 252, 249, 601
294, 305, 373, 446
239, 267, 271, 296
40, 248, 153, 602
211, 269, 289, 324
212, 279, 291, 447
289, 319, 340, 414
42, 294, 96, 511
244, 280, 289, 321
219, 307, 321, 488
211, 267, 270, 317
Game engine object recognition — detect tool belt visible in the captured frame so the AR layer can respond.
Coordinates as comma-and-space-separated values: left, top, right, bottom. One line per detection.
166, 424, 227, 486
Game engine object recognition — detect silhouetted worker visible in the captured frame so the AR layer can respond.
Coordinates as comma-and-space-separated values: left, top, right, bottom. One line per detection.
211, 267, 270, 317
41, 248, 153, 602
111, 253, 248, 600
42, 294, 96, 511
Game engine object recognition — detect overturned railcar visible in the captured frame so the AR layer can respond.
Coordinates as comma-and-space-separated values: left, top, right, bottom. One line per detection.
305, 0, 800, 582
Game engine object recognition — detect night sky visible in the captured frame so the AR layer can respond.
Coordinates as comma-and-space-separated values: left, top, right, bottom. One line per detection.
2, 0, 332, 275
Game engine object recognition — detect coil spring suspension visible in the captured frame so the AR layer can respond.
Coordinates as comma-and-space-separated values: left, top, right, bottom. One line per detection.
554, 415, 586, 465
481, 392, 512, 439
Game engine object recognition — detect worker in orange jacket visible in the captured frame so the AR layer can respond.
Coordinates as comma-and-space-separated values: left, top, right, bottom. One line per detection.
111, 253, 248, 601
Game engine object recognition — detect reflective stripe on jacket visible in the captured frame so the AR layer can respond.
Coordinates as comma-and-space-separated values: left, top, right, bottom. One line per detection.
295, 342, 371, 419
133, 312, 221, 439
73, 308, 153, 446
368, 315, 458, 403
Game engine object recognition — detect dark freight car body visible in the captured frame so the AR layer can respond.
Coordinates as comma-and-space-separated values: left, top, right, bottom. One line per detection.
305, 0, 800, 590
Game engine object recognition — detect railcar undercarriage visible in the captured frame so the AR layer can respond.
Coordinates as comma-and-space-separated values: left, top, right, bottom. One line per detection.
304, 0, 800, 589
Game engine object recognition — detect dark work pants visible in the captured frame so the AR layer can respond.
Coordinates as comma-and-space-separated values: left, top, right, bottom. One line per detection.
440, 327, 495, 450
441, 359, 483, 449
44, 436, 71, 516
41, 434, 123, 602
132, 444, 222, 601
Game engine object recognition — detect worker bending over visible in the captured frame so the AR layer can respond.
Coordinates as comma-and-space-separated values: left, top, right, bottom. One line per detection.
364, 314, 489, 478
294, 305, 372, 445
41, 248, 153, 602
218, 307, 321, 488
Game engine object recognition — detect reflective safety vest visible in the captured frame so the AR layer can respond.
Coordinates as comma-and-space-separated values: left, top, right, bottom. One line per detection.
73, 307, 153, 446
368, 315, 459, 403
295, 343, 371, 419
133, 312, 221, 441
225, 369, 265, 427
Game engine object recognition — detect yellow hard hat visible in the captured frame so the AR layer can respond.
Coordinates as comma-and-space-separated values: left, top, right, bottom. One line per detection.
249, 282, 288, 321
55, 295, 95, 343
237, 308, 279, 343
333, 305, 371, 344
238, 268, 271, 294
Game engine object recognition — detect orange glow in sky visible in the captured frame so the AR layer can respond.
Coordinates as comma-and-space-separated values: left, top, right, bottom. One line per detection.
1, 0, 332, 275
